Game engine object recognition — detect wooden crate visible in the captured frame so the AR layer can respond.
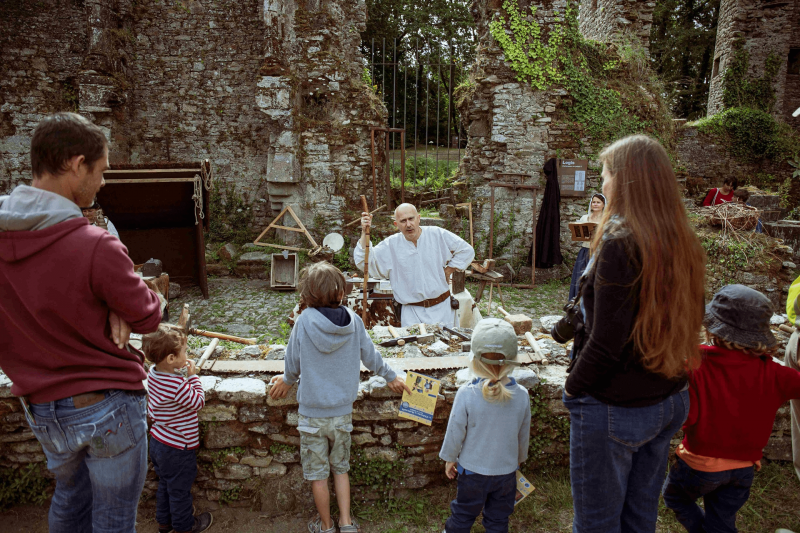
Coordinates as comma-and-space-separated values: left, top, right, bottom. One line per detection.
271, 253, 298, 290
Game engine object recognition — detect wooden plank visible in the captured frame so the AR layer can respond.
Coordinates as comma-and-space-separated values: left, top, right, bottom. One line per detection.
105, 169, 201, 174
103, 177, 199, 184
285, 205, 319, 248
252, 242, 308, 252
271, 224, 305, 232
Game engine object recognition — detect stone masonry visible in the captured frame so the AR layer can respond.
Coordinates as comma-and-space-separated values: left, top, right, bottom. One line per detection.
706, 0, 800, 126
0, 0, 386, 236
578, 0, 655, 55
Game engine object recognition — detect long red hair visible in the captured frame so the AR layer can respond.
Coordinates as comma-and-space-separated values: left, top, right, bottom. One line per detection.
591, 135, 705, 378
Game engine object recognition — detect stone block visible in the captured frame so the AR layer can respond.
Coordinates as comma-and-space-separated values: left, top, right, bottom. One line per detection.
248, 422, 281, 435
397, 427, 444, 447
214, 464, 253, 480
511, 367, 540, 389
204, 423, 251, 449
259, 462, 288, 477
238, 252, 271, 265
0, 429, 34, 443
394, 421, 418, 429
218, 243, 239, 261
352, 433, 378, 446
9, 440, 44, 454
272, 450, 300, 463
398, 474, 432, 489
238, 405, 269, 423
266, 383, 299, 406
373, 425, 389, 435
241, 455, 273, 468
198, 404, 238, 422
380, 435, 392, 446
353, 400, 400, 421
199, 376, 222, 401
216, 378, 267, 404
258, 464, 310, 516
362, 446, 400, 462
271, 434, 301, 446
285, 411, 299, 426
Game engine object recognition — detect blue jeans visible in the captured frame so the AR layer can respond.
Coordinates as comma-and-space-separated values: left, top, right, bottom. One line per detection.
663, 457, 754, 533
563, 389, 689, 533
24, 389, 149, 533
149, 437, 198, 532
569, 247, 590, 301
445, 470, 516, 533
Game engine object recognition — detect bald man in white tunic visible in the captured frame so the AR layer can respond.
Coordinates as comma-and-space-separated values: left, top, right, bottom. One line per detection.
354, 203, 475, 327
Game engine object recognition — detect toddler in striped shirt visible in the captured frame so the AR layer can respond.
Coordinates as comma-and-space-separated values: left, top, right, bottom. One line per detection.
144, 324, 212, 533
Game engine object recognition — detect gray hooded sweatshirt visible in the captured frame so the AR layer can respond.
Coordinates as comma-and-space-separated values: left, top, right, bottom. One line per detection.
0, 184, 83, 231
282, 307, 397, 418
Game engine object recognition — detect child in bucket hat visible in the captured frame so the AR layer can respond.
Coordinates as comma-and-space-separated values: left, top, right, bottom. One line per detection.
438, 318, 531, 533
663, 284, 800, 533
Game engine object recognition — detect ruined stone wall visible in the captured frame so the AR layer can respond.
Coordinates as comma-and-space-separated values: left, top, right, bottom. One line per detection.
784, 0, 800, 129
706, 0, 798, 121
0, 0, 385, 236
458, 0, 602, 277
578, 0, 654, 54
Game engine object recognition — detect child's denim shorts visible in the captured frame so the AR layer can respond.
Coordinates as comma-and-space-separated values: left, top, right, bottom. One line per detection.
297, 413, 353, 480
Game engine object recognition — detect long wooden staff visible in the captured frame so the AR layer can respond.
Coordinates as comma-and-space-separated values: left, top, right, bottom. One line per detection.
360, 195, 371, 328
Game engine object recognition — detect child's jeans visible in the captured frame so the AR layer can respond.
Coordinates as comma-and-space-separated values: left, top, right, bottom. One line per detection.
445, 469, 516, 533
149, 437, 198, 532
663, 456, 754, 533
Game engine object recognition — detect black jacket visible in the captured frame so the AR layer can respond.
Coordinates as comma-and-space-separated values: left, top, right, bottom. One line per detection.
532, 158, 562, 268
565, 226, 686, 407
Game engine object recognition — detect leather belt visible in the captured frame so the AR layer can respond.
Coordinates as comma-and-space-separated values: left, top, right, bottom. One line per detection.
406, 290, 451, 308
72, 391, 107, 409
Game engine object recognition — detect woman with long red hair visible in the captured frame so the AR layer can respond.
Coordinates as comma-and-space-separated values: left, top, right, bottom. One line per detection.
563, 135, 706, 532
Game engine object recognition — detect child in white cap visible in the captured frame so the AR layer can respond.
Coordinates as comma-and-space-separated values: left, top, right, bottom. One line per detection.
439, 318, 531, 533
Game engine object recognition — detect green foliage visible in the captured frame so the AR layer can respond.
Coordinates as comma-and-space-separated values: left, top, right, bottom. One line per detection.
332, 235, 353, 271
219, 486, 242, 505
722, 45, 782, 112
488, 209, 522, 260
389, 156, 459, 192
489, 0, 673, 152
354, 492, 449, 528
649, 0, 720, 119
0, 463, 51, 511
789, 155, 800, 179
207, 447, 247, 470
526, 385, 570, 468
269, 443, 296, 455
207, 181, 256, 245
349, 447, 406, 493
694, 107, 800, 163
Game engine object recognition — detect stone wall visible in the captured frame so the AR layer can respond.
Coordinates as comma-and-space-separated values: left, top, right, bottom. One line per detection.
457, 0, 602, 278
578, 0, 655, 55
706, 0, 799, 123
0, 0, 386, 235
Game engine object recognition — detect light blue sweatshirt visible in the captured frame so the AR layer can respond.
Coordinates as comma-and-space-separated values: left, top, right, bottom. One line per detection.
439, 378, 531, 476
281, 307, 397, 418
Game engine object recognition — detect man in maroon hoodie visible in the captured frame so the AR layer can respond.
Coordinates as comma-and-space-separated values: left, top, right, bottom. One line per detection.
0, 113, 162, 533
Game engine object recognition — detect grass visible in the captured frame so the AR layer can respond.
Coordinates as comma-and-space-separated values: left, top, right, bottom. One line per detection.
352, 461, 800, 532
468, 278, 571, 319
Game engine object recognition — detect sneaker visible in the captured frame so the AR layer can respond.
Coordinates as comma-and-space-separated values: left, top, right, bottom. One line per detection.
308, 515, 336, 533
186, 512, 213, 533
339, 518, 362, 533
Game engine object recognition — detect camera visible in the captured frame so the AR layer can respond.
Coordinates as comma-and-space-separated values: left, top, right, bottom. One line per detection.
551, 298, 584, 344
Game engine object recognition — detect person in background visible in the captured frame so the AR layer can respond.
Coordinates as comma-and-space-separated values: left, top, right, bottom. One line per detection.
663, 285, 800, 533
568, 193, 606, 302
81, 199, 120, 239
269, 262, 409, 533
439, 318, 531, 533
785, 282, 800, 482
733, 188, 764, 233
144, 324, 212, 533
563, 135, 706, 532
702, 177, 738, 206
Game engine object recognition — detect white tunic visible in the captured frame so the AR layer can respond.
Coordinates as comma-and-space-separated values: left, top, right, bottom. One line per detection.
354, 226, 475, 327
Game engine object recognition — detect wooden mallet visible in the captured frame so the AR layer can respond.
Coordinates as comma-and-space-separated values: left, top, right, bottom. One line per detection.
498, 307, 533, 335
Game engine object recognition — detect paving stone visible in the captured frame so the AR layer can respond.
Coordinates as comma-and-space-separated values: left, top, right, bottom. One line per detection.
199, 404, 238, 422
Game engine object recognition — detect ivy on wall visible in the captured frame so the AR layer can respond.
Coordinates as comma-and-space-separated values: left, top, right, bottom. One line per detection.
488, 0, 673, 152
721, 45, 782, 112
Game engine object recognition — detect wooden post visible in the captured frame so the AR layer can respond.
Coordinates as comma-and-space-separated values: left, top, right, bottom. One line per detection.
400, 130, 406, 204
360, 195, 371, 328
489, 186, 495, 260
371, 130, 377, 205
195, 206, 209, 299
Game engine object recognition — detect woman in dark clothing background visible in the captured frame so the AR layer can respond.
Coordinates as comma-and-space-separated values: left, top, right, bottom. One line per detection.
562, 135, 706, 533
567, 193, 605, 302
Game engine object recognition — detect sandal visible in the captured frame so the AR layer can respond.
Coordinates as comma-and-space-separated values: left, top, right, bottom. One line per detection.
339, 518, 362, 533
308, 516, 336, 533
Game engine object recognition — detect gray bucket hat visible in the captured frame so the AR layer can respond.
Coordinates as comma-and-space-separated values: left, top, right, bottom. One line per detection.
704, 284, 777, 349
471, 318, 520, 366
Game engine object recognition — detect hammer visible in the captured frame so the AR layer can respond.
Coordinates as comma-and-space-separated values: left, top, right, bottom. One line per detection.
498, 307, 533, 335
416, 324, 435, 344
379, 325, 417, 347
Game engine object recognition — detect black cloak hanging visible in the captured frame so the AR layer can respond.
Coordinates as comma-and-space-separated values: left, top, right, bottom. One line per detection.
530, 157, 563, 268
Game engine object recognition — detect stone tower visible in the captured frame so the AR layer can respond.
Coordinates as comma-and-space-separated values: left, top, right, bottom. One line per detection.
706, 0, 800, 127
578, 0, 655, 55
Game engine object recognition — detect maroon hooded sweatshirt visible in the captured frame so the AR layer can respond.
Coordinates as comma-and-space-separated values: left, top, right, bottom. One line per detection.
0, 185, 162, 403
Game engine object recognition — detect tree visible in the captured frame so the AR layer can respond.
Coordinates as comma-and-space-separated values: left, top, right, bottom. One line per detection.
650, 0, 720, 120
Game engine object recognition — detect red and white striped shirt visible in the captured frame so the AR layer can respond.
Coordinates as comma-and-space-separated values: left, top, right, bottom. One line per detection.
147, 367, 205, 449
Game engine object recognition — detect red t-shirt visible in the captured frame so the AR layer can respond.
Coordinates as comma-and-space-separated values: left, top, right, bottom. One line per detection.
702, 188, 734, 206
682, 345, 800, 462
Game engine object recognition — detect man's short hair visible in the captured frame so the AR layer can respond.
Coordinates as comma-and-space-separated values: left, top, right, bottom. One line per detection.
734, 189, 751, 203
299, 262, 347, 308
31, 112, 107, 178
142, 324, 188, 364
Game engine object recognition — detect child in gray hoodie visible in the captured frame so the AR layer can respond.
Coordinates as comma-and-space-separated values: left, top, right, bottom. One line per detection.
269, 262, 409, 533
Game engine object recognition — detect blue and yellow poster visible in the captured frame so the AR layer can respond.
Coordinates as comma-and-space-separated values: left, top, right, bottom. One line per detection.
398, 371, 441, 426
